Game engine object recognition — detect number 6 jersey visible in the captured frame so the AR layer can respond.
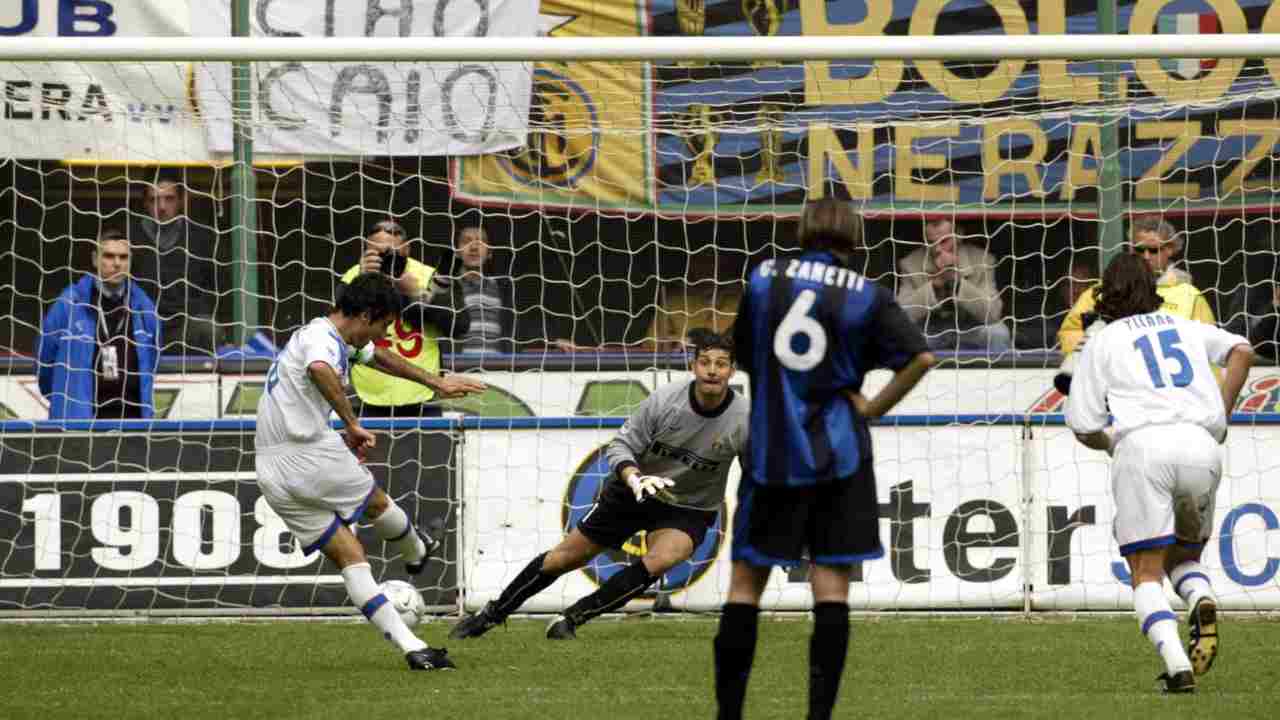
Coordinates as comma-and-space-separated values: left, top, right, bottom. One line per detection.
733, 250, 929, 488
1066, 312, 1248, 444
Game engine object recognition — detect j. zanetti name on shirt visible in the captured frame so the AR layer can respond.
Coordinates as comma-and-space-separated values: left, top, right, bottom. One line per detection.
757, 258, 867, 291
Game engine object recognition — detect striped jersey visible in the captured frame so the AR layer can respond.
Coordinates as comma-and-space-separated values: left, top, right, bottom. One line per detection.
458, 274, 506, 353
734, 250, 928, 487
605, 380, 748, 511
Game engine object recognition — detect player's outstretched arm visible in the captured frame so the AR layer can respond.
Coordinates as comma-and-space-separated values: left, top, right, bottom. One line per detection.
1219, 343, 1255, 417
846, 351, 937, 420
370, 346, 487, 398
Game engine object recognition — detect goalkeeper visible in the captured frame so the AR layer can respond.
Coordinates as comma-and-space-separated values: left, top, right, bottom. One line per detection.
451, 334, 747, 641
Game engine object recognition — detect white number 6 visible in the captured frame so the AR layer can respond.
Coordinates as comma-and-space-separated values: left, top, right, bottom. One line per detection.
773, 289, 827, 371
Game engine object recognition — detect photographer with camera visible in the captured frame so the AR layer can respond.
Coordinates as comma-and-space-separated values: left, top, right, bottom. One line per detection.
339, 219, 470, 418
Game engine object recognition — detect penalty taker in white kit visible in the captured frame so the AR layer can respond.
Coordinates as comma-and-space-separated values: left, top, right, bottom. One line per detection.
254, 272, 486, 670
450, 335, 748, 640
1066, 254, 1253, 694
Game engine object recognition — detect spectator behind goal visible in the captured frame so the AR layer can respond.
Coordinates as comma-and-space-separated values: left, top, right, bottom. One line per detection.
38, 229, 160, 419
1059, 217, 1215, 354
448, 225, 514, 355
128, 170, 221, 355
896, 218, 1010, 352
340, 219, 469, 418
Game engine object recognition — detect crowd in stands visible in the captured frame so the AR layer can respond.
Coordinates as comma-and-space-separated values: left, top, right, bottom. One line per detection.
30, 173, 1280, 419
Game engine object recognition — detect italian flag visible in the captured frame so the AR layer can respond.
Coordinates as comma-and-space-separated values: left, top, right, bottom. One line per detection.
1159, 12, 1220, 79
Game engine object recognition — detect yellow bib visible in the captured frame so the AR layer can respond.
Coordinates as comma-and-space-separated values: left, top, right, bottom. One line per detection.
341, 259, 442, 406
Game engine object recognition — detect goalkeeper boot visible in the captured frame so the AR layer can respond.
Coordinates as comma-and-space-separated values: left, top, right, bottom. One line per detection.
1157, 670, 1196, 694
405, 647, 456, 671
1188, 597, 1219, 676
405, 519, 445, 576
545, 614, 578, 640
449, 601, 503, 640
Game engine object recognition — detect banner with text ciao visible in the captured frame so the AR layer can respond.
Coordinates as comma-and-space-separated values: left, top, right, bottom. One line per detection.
191, 0, 538, 156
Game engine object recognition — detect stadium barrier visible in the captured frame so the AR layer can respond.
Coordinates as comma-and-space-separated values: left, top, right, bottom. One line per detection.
2, 415, 1278, 615
5, 359, 1280, 420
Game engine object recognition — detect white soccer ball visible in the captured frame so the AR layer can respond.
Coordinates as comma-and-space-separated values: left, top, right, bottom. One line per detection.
380, 580, 426, 627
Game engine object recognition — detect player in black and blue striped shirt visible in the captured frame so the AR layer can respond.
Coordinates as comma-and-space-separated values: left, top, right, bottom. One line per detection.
715, 199, 936, 720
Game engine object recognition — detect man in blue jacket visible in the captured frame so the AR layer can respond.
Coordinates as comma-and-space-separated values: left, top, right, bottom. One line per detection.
38, 229, 161, 419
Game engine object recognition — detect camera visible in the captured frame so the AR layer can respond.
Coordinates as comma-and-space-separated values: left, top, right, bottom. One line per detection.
380, 249, 407, 278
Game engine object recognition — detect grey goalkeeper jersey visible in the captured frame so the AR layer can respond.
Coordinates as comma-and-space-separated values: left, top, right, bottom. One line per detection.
605, 380, 749, 511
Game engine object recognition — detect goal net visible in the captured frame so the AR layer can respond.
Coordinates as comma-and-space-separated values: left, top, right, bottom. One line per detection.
2, 0, 1280, 616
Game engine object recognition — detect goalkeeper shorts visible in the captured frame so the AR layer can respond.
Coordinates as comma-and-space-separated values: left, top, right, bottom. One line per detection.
577, 479, 717, 550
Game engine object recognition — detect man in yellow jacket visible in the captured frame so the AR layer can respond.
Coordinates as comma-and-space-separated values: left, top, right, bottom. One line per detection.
341, 219, 471, 418
1058, 217, 1215, 354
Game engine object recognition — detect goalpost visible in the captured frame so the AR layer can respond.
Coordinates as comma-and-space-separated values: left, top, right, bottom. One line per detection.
2, 28, 1280, 616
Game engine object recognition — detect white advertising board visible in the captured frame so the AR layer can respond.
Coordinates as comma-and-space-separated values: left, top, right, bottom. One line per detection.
461, 424, 1280, 612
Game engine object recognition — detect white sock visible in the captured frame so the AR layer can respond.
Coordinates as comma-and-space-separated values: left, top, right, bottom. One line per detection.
373, 499, 427, 566
342, 562, 427, 654
1133, 581, 1191, 675
1169, 561, 1216, 610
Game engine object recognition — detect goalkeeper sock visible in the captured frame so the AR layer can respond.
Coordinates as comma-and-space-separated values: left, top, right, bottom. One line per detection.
372, 498, 427, 567
563, 561, 658, 625
1169, 561, 1215, 609
714, 603, 759, 720
491, 552, 559, 619
342, 562, 427, 654
1133, 581, 1190, 675
808, 602, 850, 720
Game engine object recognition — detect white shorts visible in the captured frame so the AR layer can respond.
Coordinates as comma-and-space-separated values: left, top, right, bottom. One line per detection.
1111, 424, 1222, 556
255, 438, 377, 554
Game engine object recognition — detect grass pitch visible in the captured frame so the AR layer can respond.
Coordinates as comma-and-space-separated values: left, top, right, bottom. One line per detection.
3, 615, 1278, 719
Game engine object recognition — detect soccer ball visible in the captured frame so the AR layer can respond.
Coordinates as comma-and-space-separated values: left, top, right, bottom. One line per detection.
380, 580, 426, 627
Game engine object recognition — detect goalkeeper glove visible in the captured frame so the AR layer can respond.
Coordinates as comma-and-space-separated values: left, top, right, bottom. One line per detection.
626, 474, 675, 503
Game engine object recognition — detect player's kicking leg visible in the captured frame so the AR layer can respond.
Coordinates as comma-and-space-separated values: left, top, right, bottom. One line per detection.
450, 528, 605, 640
545, 527, 695, 639
363, 488, 441, 575
257, 450, 451, 670
321, 521, 455, 671
1127, 546, 1194, 693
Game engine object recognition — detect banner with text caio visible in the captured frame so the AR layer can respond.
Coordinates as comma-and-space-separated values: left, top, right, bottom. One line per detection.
191, 0, 538, 156
455, 0, 1280, 218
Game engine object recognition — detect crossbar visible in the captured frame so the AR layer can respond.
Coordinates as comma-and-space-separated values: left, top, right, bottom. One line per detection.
0, 34, 1278, 62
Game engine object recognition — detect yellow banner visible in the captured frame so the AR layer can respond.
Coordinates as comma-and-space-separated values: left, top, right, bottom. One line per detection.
453, 0, 650, 210
455, 0, 1280, 217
